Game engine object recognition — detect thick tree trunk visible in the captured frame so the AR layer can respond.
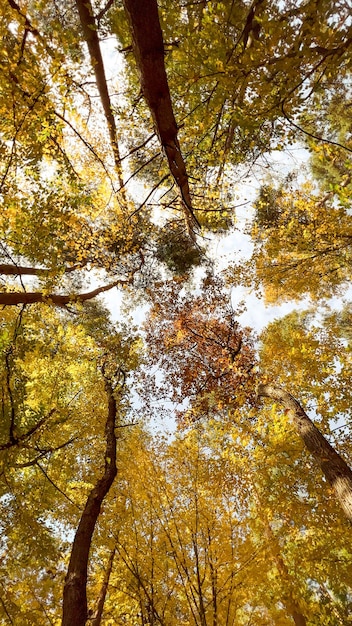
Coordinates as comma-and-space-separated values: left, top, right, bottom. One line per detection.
122, 0, 200, 236
257, 383, 352, 523
62, 378, 118, 626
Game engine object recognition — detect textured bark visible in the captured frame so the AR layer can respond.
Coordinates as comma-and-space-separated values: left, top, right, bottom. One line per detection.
257, 383, 352, 522
122, 0, 200, 236
75, 0, 125, 193
62, 378, 118, 626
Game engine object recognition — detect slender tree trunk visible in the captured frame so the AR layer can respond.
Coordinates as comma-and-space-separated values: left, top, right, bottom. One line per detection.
262, 518, 307, 626
319, 583, 346, 625
252, 486, 307, 626
257, 383, 352, 522
75, 0, 126, 196
91, 547, 116, 626
62, 377, 118, 626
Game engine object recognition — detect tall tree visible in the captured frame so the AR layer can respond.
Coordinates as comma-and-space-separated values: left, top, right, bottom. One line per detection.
111, 0, 352, 221
257, 383, 352, 523
62, 369, 119, 625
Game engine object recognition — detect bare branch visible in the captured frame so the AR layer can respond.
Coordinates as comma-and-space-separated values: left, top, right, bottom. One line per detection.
36, 461, 79, 508
281, 101, 352, 154
96, 0, 115, 23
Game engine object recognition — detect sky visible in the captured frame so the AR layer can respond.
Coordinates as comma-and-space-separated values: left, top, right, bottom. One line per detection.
99, 28, 315, 333
101, 136, 313, 335
84, 31, 352, 377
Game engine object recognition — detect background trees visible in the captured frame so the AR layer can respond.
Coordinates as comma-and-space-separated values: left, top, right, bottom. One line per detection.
0, 0, 352, 623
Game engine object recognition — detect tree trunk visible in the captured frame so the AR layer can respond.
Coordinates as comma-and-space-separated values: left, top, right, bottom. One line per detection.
62, 377, 118, 626
75, 0, 126, 195
91, 547, 116, 626
122, 0, 200, 236
252, 485, 307, 626
257, 383, 352, 523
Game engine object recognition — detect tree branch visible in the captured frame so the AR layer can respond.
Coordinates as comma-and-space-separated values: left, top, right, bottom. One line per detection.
281, 101, 352, 154
90, 547, 116, 626
0, 277, 132, 307
96, 0, 115, 23
0, 263, 82, 276
14, 437, 77, 468
7, 0, 40, 36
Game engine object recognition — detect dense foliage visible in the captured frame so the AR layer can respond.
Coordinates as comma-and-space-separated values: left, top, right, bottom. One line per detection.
0, 0, 351, 624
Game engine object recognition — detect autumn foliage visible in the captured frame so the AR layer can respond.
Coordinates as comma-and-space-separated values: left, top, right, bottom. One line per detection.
0, 0, 352, 624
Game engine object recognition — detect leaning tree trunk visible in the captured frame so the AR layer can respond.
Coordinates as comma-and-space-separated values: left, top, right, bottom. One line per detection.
257, 383, 352, 523
75, 0, 126, 195
122, 0, 200, 237
62, 376, 118, 626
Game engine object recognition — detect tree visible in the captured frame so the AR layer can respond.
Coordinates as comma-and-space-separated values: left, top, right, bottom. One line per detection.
60, 314, 141, 625
97, 406, 352, 624
1, 1, 352, 623
143, 275, 257, 425
62, 368, 119, 626
2, 0, 351, 306
112, 0, 352, 210
257, 383, 352, 523
0, 301, 141, 624
104, 425, 273, 625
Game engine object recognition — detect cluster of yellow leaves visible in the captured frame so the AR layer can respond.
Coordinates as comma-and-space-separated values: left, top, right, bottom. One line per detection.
248, 180, 352, 303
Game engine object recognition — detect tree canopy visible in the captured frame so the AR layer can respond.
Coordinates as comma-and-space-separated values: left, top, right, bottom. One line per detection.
0, 0, 352, 623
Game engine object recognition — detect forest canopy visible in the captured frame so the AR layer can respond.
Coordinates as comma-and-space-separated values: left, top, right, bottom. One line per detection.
0, 0, 352, 624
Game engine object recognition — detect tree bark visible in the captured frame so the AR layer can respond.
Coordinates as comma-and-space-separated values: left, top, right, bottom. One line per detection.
122, 0, 200, 236
0, 278, 129, 307
0, 263, 80, 276
62, 377, 118, 626
257, 383, 352, 523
